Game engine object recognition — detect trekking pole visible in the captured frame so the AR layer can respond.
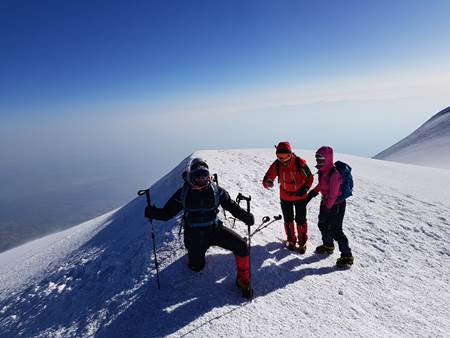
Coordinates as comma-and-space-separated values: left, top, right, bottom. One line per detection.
250, 216, 271, 236
138, 189, 161, 289
258, 216, 271, 228
251, 215, 282, 238
237, 192, 253, 300
232, 194, 242, 228
213, 173, 227, 220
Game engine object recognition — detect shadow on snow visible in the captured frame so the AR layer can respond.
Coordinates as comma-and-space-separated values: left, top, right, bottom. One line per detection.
97, 241, 337, 338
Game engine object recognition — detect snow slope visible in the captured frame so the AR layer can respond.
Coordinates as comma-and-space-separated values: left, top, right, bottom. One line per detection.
374, 106, 450, 169
1, 149, 450, 337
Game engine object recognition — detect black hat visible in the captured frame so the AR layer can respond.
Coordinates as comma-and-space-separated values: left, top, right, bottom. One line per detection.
190, 158, 208, 171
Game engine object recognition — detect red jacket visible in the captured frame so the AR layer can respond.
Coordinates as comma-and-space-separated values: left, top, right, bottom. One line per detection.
263, 155, 313, 201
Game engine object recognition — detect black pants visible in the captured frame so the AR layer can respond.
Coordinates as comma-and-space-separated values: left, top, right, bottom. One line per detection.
183, 224, 248, 271
318, 201, 351, 256
280, 199, 308, 224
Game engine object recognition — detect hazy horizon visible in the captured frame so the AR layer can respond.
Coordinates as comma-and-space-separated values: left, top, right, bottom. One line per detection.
1, 98, 448, 252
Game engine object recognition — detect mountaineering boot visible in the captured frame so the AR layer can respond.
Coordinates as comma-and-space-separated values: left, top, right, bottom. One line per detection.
285, 241, 296, 251
235, 255, 252, 299
296, 242, 307, 254
236, 279, 252, 299
315, 244, 335, 254
336, 255, 354, 268
284, 222, 296, 251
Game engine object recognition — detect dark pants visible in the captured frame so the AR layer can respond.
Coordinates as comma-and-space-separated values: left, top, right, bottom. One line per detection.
280, 199, 308, 224
318, 201, 351, 256
280, 199, 308, 244
183, 224, 248, 271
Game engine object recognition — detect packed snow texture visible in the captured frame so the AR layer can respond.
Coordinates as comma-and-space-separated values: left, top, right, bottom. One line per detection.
1, 149, 449, 337
374, 106, 450, 169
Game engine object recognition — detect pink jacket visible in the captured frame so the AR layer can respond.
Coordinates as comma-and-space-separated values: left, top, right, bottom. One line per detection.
312, 146, 342, 209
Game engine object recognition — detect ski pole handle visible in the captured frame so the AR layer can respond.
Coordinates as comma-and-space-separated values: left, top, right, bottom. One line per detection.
137, 189, 151, 207
262, 214, 282, 227
235, 195, 241, 204
251, 216, 271, 236
237, 193, 251, 213
256, 216, 270, 229
250, 214, 282, 237
213, 173, 227, 219
237, 193, 251, 202
232, 195, 242, 228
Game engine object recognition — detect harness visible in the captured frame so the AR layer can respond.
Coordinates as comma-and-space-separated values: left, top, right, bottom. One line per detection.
180, 182, 222, 228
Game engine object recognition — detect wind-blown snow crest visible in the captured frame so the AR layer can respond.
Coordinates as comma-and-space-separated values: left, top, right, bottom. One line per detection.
374, 106, 450, 169
1, 149, 449, 337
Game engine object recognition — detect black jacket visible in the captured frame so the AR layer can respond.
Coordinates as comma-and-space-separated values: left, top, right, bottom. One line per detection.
151, 183, 251, 226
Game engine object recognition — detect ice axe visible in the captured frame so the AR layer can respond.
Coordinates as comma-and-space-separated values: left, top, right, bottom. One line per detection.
138, 188, 161, 289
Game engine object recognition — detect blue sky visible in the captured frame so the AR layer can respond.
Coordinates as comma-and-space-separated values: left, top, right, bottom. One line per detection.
1, 0, 450, 240
2, 0, 450, 119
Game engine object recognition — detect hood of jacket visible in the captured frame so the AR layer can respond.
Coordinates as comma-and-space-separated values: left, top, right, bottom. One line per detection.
316, 146, 334, 172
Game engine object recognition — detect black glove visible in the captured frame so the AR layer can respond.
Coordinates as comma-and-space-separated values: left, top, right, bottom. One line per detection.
243, 212, 255, 226
306, 190, 319, 203
318, 207, 330, 224
296, 186, 309, 197
144, 205, 157, 219
263, 179, 274, 189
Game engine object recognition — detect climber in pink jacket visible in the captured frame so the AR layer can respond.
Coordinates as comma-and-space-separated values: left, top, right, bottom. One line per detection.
311, 146, 343, 209
307, 146, 354, 267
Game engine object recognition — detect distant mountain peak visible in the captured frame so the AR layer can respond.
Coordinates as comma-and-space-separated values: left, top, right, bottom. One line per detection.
374, 106, 450, 169
426, 106, 450, 123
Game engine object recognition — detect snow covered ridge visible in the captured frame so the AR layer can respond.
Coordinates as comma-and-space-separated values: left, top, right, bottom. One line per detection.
374, 106, 450, 169
1, 149, 450, 337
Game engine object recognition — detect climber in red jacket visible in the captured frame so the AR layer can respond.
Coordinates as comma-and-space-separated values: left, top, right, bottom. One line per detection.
263, 142, 313, 253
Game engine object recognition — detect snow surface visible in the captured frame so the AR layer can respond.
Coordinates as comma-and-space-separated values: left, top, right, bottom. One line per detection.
1, 149, 450, 337
374, 106, 450, 169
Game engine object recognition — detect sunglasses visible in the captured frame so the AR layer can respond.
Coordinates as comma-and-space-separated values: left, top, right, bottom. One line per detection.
315, 156, 326, 165
277, 153, 292, 162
